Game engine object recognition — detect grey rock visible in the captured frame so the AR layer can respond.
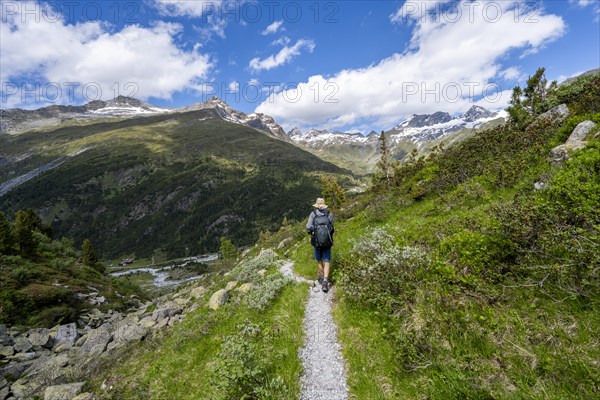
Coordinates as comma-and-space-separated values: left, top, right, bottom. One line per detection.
539, 104, 569, 124
55, 324, 79, 349
277, 238, 292, 249
567, 120, 597, 144
44, 382, 85, 400
208, 289, 229, 310
74, 334, 87, 347
28, 328, 54, 348
155, 317, 170, 329
259, 249, 277, 260
2, 360, 34, 380
78, 326, 112, 357
0, 376, 6, 388
139, 317, 156, 328
225, 281, 238, 291
257, 269, 267, 276
548, 142, 586, 164
13, 338, 33, 353
112, 318, 148, 344
190, 286, 207, 299
10, 351, 38, 362
0, 346, 14, 357
0, 325, 5, 337
0, 386, 8, 400
534, 182, 547, 191
152, 307, 182, 322
237, 283, 254, 293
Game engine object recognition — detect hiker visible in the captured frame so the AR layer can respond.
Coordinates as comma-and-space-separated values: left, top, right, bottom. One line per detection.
306, 198, 335, 292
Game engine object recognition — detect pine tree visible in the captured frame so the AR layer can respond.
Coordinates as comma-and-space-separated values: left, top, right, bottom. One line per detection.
375, 131, 391, 188
0, 212, 15, 255
14, 210, 36, 256
82, 239, 99, 266
321, 176, 346, 211
219, 237, 238, 261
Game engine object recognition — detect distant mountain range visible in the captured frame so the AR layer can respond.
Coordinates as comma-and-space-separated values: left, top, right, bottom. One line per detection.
287, 106, 507, 174
0, 103, 349, 259
0, 96, 290, 142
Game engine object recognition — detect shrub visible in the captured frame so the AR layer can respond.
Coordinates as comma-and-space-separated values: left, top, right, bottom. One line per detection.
210, 320, 286, 400
230, 252, 274, 283
440, 229, 515, 276
243, 273, 291, 311
338, 228, 430, 313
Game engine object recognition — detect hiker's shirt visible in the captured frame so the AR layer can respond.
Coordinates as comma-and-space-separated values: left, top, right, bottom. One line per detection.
306, 209, 334, 233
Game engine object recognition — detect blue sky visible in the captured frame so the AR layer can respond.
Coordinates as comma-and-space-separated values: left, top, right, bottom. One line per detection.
1, 0, 599, 132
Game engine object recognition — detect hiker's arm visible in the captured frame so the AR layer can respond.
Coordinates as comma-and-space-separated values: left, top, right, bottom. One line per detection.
306, 212, 315, 233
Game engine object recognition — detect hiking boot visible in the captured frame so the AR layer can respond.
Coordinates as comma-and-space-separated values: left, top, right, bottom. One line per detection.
322, 278, 329, 293
318, 275, 324, 285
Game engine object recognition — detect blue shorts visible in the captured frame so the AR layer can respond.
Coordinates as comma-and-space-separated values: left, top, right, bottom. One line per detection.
313, 247, 332, 262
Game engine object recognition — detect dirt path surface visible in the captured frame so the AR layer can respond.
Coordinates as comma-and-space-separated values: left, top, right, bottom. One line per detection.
280, 262, 349, 400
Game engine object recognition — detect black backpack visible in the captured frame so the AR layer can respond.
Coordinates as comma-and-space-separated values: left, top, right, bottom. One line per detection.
312, 210, 334, 248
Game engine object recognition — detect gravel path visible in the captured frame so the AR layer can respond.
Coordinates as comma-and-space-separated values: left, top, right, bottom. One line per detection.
280, 262, 349, 400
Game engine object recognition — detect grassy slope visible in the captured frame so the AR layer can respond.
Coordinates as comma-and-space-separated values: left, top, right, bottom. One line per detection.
286, 74, 600, 398
0, 109, 351, 258
91, 257, 308, 400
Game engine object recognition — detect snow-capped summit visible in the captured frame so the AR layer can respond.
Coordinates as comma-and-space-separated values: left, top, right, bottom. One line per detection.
461, 105, 497, 122
90, 96, 168, 116
388, 106, 506, 144
287, 128, 375, 148
181, 97, 289, 141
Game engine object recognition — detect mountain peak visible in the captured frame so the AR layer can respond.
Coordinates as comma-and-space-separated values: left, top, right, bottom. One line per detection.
461, 105, 495, 122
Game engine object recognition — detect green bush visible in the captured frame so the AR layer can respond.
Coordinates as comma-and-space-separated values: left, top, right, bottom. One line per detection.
210, 320, 286, 400
338, 227, 429, 313
243, 273, 291, 311
230, 252, 274, 283
440, 229, 515, 275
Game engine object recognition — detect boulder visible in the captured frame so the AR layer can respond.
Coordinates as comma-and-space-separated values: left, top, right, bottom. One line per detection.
548, 141, 587, 164
139, 317, 156, 328
13, 337, 33, 353
190, 286, 207, 299
28, 328, 54, 348
112, 318, 149, 344
0, 386, 8, 400
0, 345, 14, 357
78, 326, 112, 357
152, 307, 182, 322
539, 104, 569, 124
2, 359, 34, 380
10, 378, 44, 399
55, 323, 79, 349
225, 281, 238, 291
237, 283, 254, 293
567, 120, 597, 144
11, 351, 38, 362
43, 382, 85, 400
208, 289, 229, 310
155, 317, 170, 329
259, 249, 277, 260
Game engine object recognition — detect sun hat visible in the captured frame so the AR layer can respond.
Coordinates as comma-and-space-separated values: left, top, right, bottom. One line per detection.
312, 198, 328, 209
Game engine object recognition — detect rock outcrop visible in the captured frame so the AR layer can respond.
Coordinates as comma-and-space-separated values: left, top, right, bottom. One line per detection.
0, 279, 210, 399
548, 120, 597, 164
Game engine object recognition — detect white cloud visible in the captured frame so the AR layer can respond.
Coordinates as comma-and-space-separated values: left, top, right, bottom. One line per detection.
271, 36, 291, 46
261, 20, 284, 35
152, 0, 222, 17
569, 0, 595, 6
256, 1, 565, 131
228, 81, 239, 91
249, 39, 315, 72
1, 2, 212, 106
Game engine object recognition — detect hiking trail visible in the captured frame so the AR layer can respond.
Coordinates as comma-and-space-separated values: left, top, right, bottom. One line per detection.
280, 261, 349, 400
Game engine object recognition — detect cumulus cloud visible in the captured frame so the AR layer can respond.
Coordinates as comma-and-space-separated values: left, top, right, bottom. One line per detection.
256, 0, 566, 131
0, 2, 212, 107
228, 81, 239, 91
249, 39, 315, 72
152, 0, 222, 17
261, 20, 284, 35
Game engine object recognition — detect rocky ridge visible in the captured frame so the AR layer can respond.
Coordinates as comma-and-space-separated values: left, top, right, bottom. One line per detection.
0, 281, 210, 399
